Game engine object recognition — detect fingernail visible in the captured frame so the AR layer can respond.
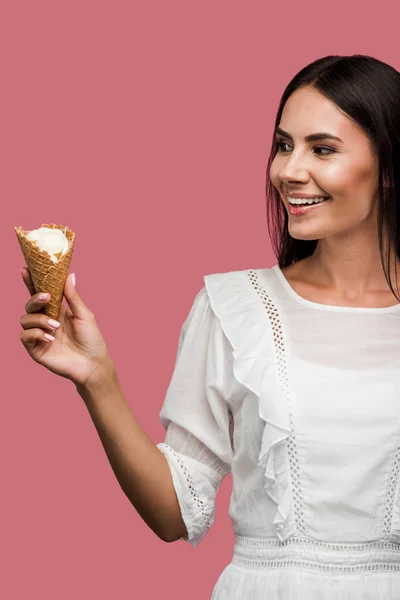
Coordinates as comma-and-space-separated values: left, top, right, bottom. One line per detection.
39, 293, 49, 301
70, 273, 76, 287
48, 319, 60, 328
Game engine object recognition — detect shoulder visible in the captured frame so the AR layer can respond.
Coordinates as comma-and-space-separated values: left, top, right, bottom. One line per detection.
203, 265, 276, 289
203, 265, 278, 304
201, 265, 278, 336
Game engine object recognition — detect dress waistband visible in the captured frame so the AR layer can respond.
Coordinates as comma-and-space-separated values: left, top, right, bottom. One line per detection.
232, 535, 400, 575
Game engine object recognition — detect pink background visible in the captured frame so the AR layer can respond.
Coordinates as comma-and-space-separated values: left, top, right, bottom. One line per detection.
2, 1, 395, 598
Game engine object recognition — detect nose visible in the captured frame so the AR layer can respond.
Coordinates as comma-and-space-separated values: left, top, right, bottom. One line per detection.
278, 150, 310, 184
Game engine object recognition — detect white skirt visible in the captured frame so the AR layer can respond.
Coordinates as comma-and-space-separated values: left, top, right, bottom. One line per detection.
211, 535, 400, 599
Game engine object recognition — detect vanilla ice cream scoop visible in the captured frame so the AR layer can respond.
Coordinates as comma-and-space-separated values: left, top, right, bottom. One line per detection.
26, 227, 69, 263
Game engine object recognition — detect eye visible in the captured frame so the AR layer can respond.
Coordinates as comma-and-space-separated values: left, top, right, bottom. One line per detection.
275, 140, 291, 153
313, 146, 335, 156
275, 140, 335, 156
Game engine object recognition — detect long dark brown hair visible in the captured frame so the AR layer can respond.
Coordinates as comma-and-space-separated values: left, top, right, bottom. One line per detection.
266, 54, 400, 301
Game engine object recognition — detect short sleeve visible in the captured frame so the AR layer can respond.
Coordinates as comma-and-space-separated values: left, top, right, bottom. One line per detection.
156, 285, 234, 548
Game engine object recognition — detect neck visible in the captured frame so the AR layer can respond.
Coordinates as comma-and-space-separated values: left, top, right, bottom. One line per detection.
305, 242, 400, 299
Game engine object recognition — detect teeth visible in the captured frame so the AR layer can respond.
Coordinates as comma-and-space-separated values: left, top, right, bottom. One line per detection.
287, 196, 329, 205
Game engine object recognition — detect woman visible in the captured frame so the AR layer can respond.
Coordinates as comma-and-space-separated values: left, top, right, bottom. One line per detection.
19, 54, 400, 598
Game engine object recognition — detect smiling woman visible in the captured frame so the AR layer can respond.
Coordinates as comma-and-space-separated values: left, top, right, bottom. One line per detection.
266, 55, 400, 307
153, 56, 400, 600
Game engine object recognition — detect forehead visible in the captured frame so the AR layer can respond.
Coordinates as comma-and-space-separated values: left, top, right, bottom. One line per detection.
279, 87, 363, 143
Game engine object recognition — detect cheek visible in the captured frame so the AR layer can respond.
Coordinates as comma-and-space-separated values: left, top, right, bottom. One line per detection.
319, 169, 343, 197
316, 162, 359, 197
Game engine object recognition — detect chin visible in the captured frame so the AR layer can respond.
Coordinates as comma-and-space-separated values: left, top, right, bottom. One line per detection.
288, 226, 324, 241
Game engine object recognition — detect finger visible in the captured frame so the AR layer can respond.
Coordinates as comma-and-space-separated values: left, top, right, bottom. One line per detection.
20, 312, 60, 333
21, 267, 36, 296
25, 291, 52, 314
63, 273, 93, 321
21, 266, 52, 313
20, 327, 55, 354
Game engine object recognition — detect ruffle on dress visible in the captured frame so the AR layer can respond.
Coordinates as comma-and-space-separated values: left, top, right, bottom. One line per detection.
204, 269, 296, 541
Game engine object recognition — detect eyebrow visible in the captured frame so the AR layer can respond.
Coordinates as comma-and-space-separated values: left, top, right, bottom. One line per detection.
275, 127, 344, 143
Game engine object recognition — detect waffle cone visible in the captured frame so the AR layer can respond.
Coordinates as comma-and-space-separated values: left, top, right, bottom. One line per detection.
14, 223, 75, 321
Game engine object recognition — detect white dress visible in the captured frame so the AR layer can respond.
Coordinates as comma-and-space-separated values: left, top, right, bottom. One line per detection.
156, 264, 400, 599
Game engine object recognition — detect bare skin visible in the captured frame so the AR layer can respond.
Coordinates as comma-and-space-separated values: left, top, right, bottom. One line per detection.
19, 267, 114, 387
18, 267, 187, 543
280, 258, 400, 309
269, 85, 400, 308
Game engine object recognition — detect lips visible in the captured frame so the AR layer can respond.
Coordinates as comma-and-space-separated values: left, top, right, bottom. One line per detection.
288, 198, 331, 216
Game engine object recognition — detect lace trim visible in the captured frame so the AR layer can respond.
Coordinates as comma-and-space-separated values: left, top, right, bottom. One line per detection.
248, 270, 306, 536
158, 443, 213, 535
232, 556, 400, 573
382, 443, 400, 539
233, 536, 400, 573
235, 535, 400, 552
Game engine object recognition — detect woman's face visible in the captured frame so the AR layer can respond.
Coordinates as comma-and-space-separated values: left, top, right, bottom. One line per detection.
269, 86, 380, 242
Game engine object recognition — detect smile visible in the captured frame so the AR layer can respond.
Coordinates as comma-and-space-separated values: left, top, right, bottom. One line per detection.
287, 197, 331, 216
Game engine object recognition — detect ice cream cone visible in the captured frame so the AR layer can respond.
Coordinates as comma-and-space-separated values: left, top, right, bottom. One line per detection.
14, 223, 75, 321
